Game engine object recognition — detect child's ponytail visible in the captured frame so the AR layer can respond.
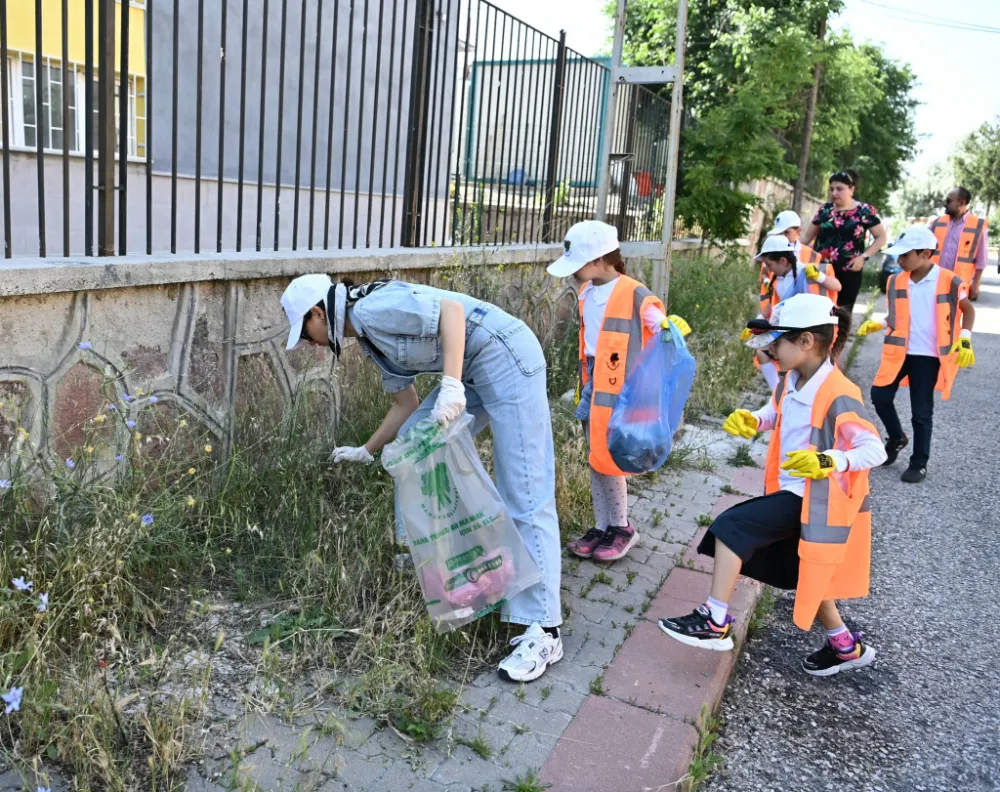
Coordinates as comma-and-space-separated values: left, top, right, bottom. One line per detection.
830, 306, 852, 361
605, 249, 628, 275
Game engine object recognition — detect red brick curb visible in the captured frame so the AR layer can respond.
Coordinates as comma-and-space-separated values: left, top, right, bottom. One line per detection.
540, 463, 766, 792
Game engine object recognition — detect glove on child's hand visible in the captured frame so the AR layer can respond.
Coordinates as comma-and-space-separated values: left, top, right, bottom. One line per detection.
950, 337, 975, 369
661, 315, 692, 337
780, 450, 836, 480
723, 409, 758, 439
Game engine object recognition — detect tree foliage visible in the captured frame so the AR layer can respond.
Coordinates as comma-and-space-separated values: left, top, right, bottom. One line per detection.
953, 118, 1000, 217
611, 0, 918, 241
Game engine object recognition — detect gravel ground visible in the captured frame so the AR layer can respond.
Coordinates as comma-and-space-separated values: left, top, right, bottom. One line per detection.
705, 263, 1000, 792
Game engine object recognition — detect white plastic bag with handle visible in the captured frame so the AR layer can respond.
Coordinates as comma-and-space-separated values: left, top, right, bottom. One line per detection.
382, 414, 541, 633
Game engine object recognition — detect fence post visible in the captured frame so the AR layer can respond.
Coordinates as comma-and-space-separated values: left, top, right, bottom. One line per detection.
541, 30, 567, 244
657, 0, 688, 305
97, 0, 117, 255
401, 0, 434, 247
595, 0, 626, 222
614, 86, 639, 240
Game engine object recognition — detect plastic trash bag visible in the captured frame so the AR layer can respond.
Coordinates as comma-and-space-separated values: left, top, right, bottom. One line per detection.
606, 320, 696, 474
382, 414, 541, 633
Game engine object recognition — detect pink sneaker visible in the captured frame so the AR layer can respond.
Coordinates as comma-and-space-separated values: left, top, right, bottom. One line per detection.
592, 524, 640, 562
567, 528, 606, 559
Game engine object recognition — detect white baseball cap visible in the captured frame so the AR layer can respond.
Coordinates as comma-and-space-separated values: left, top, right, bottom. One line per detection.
754, 234, 797, 261
547, 220, 620, 277
281, 273, 333, 350
744, 293, 838, 350
883, 225, 938, 257
767, 210, 802, 236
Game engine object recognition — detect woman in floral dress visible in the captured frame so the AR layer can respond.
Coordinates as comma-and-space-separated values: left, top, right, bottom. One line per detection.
801, 169, 888, 316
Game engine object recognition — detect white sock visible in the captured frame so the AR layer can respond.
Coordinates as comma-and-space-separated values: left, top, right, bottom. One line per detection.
706, 596, 729, 625
760, 360, 779, 392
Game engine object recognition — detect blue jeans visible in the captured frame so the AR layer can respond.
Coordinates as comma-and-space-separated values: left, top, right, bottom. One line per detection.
394, 312, 563, 629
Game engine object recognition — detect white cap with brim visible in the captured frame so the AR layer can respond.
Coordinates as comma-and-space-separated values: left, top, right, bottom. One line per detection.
744, 293, 838, 350
883, 225, 938, 258
547, 220, 620, 278
766, 209, 802, 236
754, 234, 797, 261
281, 273, 333, 350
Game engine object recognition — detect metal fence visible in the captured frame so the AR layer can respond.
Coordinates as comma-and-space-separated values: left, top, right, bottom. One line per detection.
0, 0, 672, 259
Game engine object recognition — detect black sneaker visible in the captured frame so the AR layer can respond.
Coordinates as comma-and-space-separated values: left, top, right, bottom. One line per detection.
901, 466, 926, 483
802, 632, 876, 677
881, 435, 908, 466
658, 606, 734, 651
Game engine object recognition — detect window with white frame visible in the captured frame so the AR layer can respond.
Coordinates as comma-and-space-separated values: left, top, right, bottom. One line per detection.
2, 53, 145, 159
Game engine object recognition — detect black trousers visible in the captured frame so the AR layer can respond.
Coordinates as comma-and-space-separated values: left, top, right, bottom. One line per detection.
870, 354, 941, 468
833, 266, 864, 315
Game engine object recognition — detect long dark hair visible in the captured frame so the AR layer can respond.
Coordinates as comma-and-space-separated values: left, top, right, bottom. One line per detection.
604, 248, 628, 275
783, 307, 852, 361
764, 253, 798, 301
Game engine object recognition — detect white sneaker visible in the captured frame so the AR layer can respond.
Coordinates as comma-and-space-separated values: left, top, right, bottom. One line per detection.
497, 623, 563, 683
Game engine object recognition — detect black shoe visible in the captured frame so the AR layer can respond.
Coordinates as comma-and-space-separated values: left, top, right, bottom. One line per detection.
901, 466, 926, 483
881, 435, 908, 466
658, 606, 734, 651
802, 633, 876, 677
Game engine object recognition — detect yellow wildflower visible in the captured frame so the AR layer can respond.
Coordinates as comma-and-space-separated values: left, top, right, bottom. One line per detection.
204, 444, 213, 454
188, 468, 197, 476
179, 419, 188, 428
128, 512, 139, 521
94, 414, 106, 424
186, 496, 196, 507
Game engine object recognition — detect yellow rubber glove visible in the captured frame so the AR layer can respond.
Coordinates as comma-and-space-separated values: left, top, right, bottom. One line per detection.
804, 264, 822, 281
857, 320, 885, 337
739, 327, 753, 343
722, 409, 758, 439
662, 315, 692, 337
950, 337, 975, 369
780, 450, 836, 480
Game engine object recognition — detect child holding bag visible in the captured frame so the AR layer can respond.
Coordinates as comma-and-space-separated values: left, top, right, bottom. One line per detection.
659, 294, 886, 676
546, 221, 689, 563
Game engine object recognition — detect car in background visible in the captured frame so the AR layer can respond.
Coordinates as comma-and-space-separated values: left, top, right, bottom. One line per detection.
877, 251, 901, 293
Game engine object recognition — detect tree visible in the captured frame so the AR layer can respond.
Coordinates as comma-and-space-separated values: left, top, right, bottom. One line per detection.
892, 163, 953, 220
953, 119, 1000, 217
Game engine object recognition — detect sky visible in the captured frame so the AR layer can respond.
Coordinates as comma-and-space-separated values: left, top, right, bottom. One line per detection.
493, 0, 1000, 179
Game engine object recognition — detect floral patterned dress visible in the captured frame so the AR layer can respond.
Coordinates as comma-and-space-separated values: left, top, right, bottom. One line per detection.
811, 201, 882, 308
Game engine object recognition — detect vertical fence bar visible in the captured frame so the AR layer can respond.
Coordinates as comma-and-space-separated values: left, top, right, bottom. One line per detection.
34, 0, 47, 256
216, 0, 228, 252
118, 0, 130, 254
379, 0, 400, 247
61, 0, 70, 255
0, 0, 10, 257
273, 0, 289, 250
563, 53, 584, 226
98, 0, 115, 255
365, 0, 385, 247
504, 22, 528, 242
255, 0, 270, 251
429, 0, 455, 246
458, 1, 481, 243
85, 0, 95, 255
596, 0, 625, 222
194, 0, 205, 252
237, 0, 249, 251
146, 0, 153, 253
419, 0, 440, 247
659, 0, 688, 304
581, 61, 601, 225
616, 86, 638, 238
338, 0, 355, 248
516, 27, 541, 244
323, 0, 339, 248
557, 53, 578, 233
291, 0, 307, 250
307, 0, 323, 249
541, 31, 566, 243
170, 0, 179, 252
483, 13, 505, 243
401, 0, 431, 247
449, 0, 471, 245
352, 0, 369, 248
472, 7, 496, 244
390, 0, 409, 247
494, 17, 516, 244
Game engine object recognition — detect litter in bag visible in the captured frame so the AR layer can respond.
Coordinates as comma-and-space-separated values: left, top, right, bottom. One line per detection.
382, 414, 541, 633
606, 320, 697, 474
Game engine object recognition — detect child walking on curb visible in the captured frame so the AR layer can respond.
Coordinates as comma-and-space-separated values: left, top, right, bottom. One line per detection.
749, 234, 842, 392
857, 225, 976, 484
547, 221, 690, 563
660, 294, 887, 676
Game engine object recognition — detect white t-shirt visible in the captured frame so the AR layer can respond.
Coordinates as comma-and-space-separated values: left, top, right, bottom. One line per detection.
580, 277, 665, 356
905, 266, 966, 358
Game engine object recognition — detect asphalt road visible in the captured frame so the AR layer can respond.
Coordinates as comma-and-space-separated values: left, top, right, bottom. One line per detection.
705, 261, 1000, 792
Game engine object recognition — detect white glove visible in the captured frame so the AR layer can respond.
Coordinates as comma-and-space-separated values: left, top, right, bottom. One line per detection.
431, 375, 467, 427
331, 445, 375, 464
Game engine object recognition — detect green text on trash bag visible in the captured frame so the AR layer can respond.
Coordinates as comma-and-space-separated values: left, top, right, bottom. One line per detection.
443, 553, 506, 592
411, 509, 501, 546
445, 545, 486, 571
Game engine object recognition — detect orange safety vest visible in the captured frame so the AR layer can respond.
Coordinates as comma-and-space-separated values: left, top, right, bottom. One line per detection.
579, 275, 665, 476
765, 367, 876, 630
873, 269, 964, 401
929, 213, 987, 289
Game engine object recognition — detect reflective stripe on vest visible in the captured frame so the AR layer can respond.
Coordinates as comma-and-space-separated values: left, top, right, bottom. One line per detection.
578, 275, 665, 476
930, 214, 987, 287
798, 244, 822, 265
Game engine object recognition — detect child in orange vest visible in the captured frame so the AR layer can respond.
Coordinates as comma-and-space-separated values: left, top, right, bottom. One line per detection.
751, 235, 842, 391
547, 220, 689, 563
659, 293, 887, 676
858, 225, 976, 484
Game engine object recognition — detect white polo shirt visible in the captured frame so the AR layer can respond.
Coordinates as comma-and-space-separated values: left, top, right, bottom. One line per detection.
905, 266, 967, 358
580, 277, 665, 356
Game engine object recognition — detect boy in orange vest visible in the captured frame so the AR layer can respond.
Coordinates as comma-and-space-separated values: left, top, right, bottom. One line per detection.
547, 221, 689, 563
858, 225, 976, 484
659, 294, 886, 676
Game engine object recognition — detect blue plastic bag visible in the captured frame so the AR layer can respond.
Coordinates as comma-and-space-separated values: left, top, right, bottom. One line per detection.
606, 320, 697, 474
